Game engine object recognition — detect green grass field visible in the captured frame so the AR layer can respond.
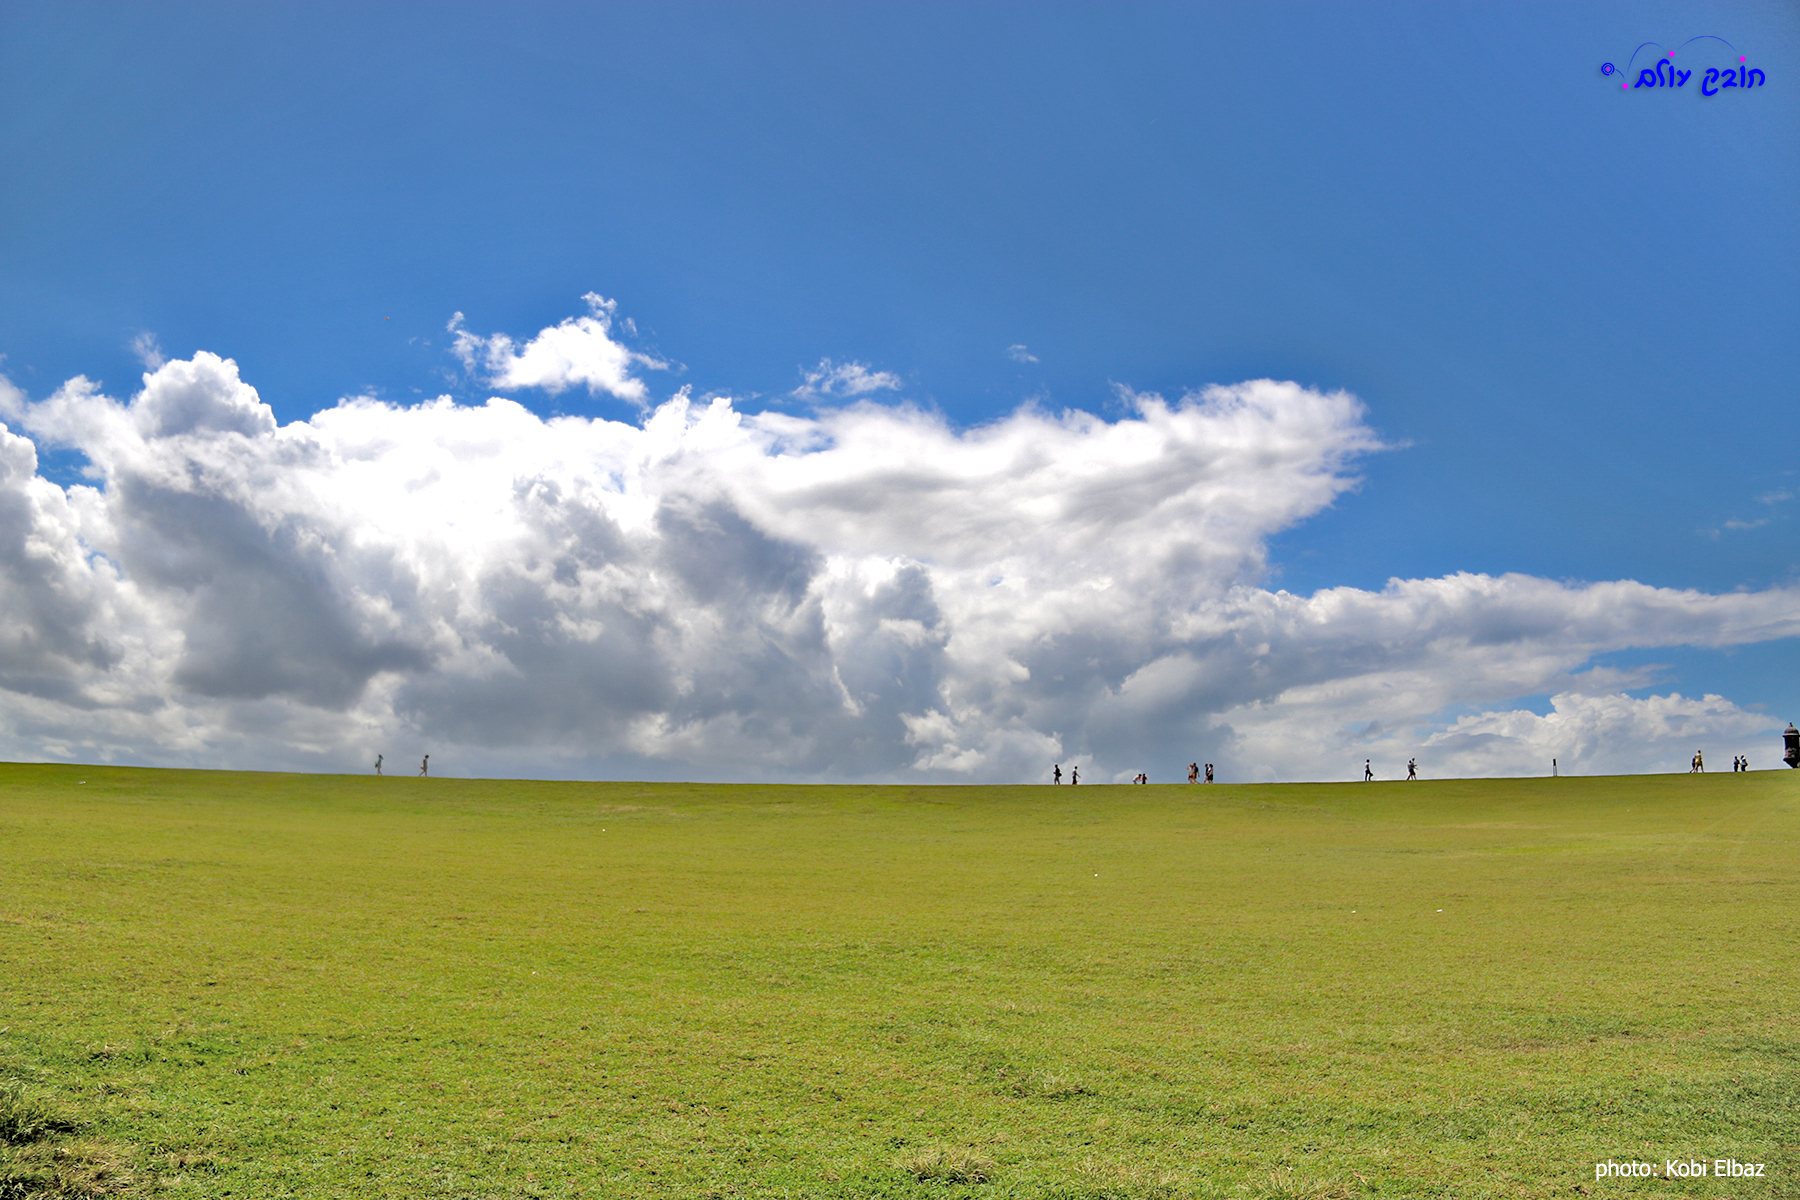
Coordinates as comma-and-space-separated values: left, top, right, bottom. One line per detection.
1, 763, 1795, 1199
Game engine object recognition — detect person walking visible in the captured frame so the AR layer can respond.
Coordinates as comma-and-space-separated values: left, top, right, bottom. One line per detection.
1204, 763, 1213, 783
1071, 766, 1079, 785
419, 754, 430, 777
1406, 757, 1417, 780
1188, 762, 1199, 783
1053, 764, 1062, 785
374, 754, 383, 776
1363, 759, 1374, 782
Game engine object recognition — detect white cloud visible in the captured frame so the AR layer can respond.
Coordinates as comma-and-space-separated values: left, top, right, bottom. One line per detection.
0, 309, 1796, 783
130, 332, 165, 370
794, 358, 902, 399
1007, 344, 1038, 363
449, 293, 666, 400
1413, 691, 1774, 778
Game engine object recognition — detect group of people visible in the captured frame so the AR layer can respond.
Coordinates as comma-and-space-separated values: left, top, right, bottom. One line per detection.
1690, 750, 1756, 773
373, 754, 429, 776
1363, 758, 1420, 781
1051, 763, 1216, 784
377, 745, 1765, 785
1054, 758, 1436, 784
1050, 745, 1768, 785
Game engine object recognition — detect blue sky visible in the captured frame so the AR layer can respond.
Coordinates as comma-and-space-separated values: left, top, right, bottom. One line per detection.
0, 2, 1795, 780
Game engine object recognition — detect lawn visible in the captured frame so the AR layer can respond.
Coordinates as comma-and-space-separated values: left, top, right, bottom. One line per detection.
1, 763, 1794, 1198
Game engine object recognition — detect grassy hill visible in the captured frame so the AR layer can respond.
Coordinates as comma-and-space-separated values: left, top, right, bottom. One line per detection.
1, 764, 1794, 1198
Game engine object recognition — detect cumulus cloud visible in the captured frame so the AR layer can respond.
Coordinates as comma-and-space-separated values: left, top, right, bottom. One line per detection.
1414, 692, 1774, 778
449, 293, 666, 400
794, 358, 902, 399
1007, 344, 1038, 363
0, 311, 1796, 782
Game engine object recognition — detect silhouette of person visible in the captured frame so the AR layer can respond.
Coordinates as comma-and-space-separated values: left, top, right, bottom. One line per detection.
1071, 766, 1079, 785
419, 754, 430, 777
1188, 762, 1199, 783
1053, 764, 1062, 784
1407, 758, 1417, 781
1205, 763, 1214, 783
1363, 759, 1373, 782
375, 754, 383, 776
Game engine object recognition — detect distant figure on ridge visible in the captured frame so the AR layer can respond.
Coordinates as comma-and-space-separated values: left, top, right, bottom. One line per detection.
419, 754, 430, 777
1053, 764, 1062, 785
1071, 766, 1080, 785
374, 754, 383, 776
1133, 773, 1147, 785
1204, 763, 1214, 783
1406, 758, 1417, 780
1188, 762, 1199, 783
1363, 759, 1374, 782
1690, 750, 1703, 773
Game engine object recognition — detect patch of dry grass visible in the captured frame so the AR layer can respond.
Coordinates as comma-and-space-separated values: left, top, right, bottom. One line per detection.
894, 1145, 997, 1184
0, 1087, 135, 1199
0, 1088, 79, 1147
